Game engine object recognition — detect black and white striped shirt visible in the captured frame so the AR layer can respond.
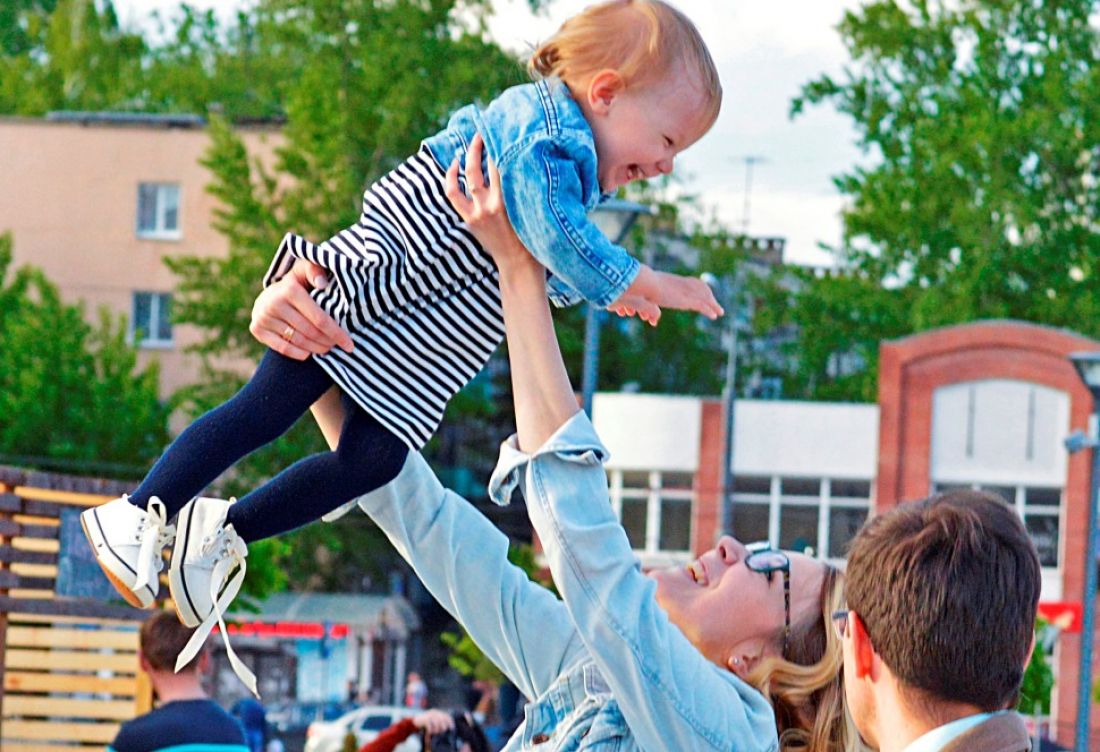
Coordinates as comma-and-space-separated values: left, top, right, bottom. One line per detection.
263, 147, 504, 449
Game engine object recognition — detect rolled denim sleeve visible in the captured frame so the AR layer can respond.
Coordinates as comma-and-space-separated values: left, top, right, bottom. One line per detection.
500, 138, 639, 308
500, 412, 779, 752
355, 452, 584, 703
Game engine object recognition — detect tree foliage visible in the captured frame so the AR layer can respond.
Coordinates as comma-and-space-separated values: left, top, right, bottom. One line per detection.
1019, 617, 1054, 715
0, 233, 170, 478
0, 0, 146, 114
781, 0, 1099, 400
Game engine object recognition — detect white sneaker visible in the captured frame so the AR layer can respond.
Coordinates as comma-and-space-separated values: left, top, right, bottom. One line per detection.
169, 496, 257, 696
81, 496, 175, 609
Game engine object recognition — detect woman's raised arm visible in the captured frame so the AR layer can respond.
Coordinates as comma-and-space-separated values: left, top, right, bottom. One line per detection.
444, 134, 579, 452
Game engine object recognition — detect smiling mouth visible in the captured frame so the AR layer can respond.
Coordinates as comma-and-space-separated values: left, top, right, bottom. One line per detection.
687, 560, 708, 586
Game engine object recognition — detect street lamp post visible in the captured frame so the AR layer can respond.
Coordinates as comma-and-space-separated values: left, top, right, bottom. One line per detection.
1066, 351, 1100, 752
701, 272, 740, 539
581, 199, 654, 416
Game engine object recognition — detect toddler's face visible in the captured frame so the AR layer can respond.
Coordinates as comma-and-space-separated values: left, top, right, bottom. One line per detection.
588, 70, 712, 193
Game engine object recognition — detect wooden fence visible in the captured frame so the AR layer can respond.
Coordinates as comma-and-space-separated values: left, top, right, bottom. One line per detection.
0, 466, 154, 752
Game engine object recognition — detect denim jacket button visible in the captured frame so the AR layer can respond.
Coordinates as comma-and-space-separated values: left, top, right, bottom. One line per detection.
532, 733, 550, 744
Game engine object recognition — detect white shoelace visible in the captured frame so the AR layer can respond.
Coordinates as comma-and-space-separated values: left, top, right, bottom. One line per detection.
133, 498, 176, 594
174, 525, 257, 697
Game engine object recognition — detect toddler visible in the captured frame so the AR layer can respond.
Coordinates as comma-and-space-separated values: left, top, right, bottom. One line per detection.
82, 0, 723, 695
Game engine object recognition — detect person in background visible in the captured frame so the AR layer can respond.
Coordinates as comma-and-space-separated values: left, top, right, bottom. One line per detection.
839, 489, 1040, 751
403, 671, 428, 709
231, 696, 268, 752
108, 611, 247, 752
358, 709, 489, 752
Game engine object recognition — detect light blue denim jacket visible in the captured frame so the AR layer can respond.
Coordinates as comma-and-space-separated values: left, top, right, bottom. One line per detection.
356, 412, 779, 751
422, 78, 640, 308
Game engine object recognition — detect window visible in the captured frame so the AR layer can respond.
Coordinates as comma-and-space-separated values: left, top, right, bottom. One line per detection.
609, 470, 694, 556
132, 292, 173, 347
931, 482, 1062, 568
730, 475, 872, 561
136, 182, 181, 239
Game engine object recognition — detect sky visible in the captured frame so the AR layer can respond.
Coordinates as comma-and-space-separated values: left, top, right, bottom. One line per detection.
111, 0, 868, 266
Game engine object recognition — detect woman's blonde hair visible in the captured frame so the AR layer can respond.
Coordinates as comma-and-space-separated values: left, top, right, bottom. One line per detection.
529, 0, 721, 131
746, 566, 864, 752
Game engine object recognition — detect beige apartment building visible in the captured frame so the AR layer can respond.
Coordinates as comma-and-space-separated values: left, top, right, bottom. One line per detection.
0, 113, 281, 399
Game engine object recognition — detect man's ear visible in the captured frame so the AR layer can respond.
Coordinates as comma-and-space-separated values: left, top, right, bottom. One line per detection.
586, 69, 626, 115
138, 650, 153, 675
849, 611, 877, 680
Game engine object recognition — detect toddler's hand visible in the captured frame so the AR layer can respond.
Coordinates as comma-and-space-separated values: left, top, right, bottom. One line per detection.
608, 293, 662, 326
653, 272, 724, 320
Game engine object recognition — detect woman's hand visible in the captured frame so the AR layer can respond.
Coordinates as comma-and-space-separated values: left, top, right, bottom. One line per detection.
444, 133, 539, 277
249, 259, 353, 359
443, 132, 579, 450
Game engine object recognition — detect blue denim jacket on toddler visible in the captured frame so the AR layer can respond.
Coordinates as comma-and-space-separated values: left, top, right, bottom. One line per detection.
422, 77, 640, 309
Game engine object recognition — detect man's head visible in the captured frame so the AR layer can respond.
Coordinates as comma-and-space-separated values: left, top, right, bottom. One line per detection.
842, 489, 1041, 742
140, 610, 205, 674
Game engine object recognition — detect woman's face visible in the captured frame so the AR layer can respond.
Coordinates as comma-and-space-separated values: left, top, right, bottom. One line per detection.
649, 536, 826, 668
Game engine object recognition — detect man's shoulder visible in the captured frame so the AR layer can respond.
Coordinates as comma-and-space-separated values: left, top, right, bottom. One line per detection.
940, 712, 1031, 752
109, 699, 248, 752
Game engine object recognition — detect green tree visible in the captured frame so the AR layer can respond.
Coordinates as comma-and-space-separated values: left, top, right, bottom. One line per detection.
0, 0, 147, 115
0, 232, 170, 478
1, 1, 58, 56
1019, 617, 1054, 716
783, 0, 1099, 400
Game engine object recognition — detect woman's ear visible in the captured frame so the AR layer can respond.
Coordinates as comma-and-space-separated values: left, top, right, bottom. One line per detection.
587, 69, 626, 114
725, 643, 766, 680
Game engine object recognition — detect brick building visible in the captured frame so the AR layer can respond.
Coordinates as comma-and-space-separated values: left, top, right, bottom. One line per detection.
591, 320, 1098, 748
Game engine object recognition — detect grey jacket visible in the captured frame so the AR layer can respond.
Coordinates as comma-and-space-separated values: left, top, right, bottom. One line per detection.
940, 713, 1031, 752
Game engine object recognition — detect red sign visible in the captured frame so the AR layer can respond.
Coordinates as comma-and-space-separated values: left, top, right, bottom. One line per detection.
1037, 601, 1082, 633
214, 621, 350, 639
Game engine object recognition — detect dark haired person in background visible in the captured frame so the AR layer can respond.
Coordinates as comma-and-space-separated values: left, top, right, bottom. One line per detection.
108, 611, 247, 752
839, 489, 1041, 752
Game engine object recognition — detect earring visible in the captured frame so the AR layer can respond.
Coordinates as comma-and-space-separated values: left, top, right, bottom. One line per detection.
732, 657, 741, 666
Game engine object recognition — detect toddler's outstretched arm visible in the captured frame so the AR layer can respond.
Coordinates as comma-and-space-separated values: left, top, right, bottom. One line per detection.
609, 265, 724, 326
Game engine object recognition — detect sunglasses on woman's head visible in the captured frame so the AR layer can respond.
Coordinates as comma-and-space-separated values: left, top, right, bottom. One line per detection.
744, 542, 791, 660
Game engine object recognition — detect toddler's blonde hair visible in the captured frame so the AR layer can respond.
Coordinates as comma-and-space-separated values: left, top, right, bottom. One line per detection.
529, 0, 721, 131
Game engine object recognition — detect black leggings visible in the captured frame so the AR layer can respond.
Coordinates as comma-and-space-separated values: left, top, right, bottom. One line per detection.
129, 350, 408, 542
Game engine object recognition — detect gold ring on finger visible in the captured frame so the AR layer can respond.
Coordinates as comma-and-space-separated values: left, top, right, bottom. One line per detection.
281, 325, 295, 342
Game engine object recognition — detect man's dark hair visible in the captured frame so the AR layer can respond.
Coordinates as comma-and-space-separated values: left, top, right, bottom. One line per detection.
846, 489, 1040, 713
140, 610, 203, 672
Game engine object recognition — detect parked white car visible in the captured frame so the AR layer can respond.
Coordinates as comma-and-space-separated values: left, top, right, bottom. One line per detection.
304, 705, 421, 752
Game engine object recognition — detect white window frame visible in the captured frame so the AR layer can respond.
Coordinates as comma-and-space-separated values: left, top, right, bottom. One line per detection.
608, 470, 694, 563
136, 182, 182, 240
131, 291, 174, 349
932, 481, 1063, 570
730, 475, 872, 563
